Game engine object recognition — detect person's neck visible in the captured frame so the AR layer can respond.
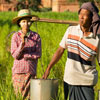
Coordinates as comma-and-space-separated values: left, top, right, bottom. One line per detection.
21, 29, 30, 34
81, 26, 91, 36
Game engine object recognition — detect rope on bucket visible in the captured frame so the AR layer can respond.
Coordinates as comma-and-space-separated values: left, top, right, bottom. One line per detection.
34, 22, 45, 74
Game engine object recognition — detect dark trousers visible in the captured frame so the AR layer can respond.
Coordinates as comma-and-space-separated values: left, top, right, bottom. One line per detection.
69, 85, 94, 100
64, 82, 69, 100
64, 81, 94, 100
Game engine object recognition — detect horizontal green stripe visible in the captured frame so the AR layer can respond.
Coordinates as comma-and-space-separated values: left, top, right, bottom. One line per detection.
19, 13, 30, 16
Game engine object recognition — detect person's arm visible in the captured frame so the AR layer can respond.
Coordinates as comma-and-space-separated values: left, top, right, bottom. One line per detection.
42, 46, 65, 79
42, 26, 70, 79
97, 37, 100, 65
11, 33, 25, 60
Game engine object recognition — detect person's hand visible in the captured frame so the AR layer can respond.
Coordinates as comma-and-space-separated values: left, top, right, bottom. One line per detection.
24, 57, 33, 61
20, 33, 26, 43
20, 34, 26, 50
22, 27, 28, 36
20, 25, 28, 42
24, 57, 29, 61
42, 68, 50, 79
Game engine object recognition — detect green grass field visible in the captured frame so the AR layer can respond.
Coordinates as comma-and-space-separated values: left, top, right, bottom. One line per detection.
0, 11, 100, 100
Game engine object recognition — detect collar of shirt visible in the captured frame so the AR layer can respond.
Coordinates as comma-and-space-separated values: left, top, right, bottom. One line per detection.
77, 24, 94, 38
18, 30, 32, 37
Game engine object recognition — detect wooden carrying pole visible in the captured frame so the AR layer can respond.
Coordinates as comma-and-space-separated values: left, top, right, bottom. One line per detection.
31, 17, 78, 25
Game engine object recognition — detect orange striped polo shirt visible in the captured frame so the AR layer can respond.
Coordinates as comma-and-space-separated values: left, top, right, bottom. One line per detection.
60, 25, 100, 85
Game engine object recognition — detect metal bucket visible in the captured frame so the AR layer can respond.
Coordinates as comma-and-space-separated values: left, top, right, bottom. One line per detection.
30, 79, 58, 100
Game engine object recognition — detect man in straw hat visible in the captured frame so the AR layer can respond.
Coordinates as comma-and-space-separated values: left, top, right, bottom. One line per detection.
11, 9, 41, 100
43, 2, 100, 100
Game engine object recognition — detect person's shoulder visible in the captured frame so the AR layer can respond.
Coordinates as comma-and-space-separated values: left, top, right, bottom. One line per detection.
68, 25, 79, 30
64, 25, 79, 36
12, 31, 19, 38
30, 30, 38, 35
30, 31, 41, 38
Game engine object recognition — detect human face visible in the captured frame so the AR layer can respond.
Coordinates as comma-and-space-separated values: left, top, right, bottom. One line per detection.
19, 17, 32, 31
78, 9, 92, 28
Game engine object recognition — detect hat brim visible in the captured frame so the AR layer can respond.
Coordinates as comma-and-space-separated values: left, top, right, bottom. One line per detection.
12, 15, 39, 24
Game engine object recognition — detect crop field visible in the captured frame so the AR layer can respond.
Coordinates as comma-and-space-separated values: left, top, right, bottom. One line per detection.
0, 11, 100, 100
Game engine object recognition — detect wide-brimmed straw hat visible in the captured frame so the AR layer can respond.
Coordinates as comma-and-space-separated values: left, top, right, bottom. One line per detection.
12, 9, 39, 24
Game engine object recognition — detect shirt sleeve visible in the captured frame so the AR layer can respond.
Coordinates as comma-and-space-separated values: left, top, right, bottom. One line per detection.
11, 33, 24, 59
24, 34, 41, 60
59, 26, 70, 49
97, 37, 100, 64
